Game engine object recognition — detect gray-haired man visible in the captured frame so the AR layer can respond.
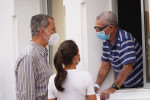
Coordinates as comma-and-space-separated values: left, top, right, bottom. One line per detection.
15, 14, 59, 100
94, 11, 143, 100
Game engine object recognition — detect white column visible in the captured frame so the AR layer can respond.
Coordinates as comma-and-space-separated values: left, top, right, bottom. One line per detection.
63, 0, 85, 70
64, 0, 115, 93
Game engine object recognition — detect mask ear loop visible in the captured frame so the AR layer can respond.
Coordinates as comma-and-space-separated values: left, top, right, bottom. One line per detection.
108, 25, 113, 35
43, 29, 52, 41
107, 26, 113, 39
44, 29, 51, 35
76, 55, 79, 65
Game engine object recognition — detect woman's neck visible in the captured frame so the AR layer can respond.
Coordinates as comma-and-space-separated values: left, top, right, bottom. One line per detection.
64, 64, 76, 70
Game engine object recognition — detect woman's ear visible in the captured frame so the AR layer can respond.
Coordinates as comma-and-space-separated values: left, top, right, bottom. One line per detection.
72, 55, 77, 65
75, 55, 78, 60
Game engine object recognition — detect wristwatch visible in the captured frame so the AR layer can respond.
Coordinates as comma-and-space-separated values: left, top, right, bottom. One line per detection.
112, 83, 119, 90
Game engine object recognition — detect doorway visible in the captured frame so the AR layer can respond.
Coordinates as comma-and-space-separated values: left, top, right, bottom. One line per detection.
117, 0, 142, 45
47, 0, 66, 73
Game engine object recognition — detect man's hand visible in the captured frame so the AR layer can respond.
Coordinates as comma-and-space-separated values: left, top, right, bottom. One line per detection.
100, 87, 116, 100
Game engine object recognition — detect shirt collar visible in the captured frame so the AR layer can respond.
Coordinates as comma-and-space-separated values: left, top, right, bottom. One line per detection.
30, 41, 48, 56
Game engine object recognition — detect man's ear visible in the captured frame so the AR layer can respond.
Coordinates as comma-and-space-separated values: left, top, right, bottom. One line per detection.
109, 25, 115, 32
40, 28, 45, 36
109, 25, 114, 29
110, 25, 116, 30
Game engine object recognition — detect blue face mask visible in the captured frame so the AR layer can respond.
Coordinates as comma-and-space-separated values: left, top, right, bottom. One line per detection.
96, 31, 110, 40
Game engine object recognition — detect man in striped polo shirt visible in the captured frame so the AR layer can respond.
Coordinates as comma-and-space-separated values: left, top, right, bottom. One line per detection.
15, 14, 59, 100
94, 11, 143, 100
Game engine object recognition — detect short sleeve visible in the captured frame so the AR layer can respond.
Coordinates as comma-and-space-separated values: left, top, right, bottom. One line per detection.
86, 72, 95, 95
101, 42, 110, 62
48, 75, 56, 99
120, 39, 136, 66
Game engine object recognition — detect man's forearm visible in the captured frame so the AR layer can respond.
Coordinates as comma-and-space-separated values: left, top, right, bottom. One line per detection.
113, 63, 133, 88
96, 62, 111, 86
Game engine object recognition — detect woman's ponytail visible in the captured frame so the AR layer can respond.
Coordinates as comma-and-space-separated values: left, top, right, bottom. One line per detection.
54, 50, 67, 92
53, 40, 78, 92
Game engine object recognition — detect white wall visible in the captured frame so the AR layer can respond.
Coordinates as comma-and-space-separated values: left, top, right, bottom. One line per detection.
63, 0, 114, 93
86, 0, 114, 93
0, 0, 115, 99
0, 0, 15, 100
63, 0, 84, 70
14, 0, 41, 55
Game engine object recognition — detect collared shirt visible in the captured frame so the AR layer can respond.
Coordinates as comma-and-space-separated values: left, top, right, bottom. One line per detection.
101, 28, 143, 88
15, 41, 52, 100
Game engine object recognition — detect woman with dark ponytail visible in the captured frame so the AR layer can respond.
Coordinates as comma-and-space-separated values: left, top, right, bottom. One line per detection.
48, 40, 96, 100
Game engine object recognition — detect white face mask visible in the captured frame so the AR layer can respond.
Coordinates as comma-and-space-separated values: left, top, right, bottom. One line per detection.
44, 30, 59, 46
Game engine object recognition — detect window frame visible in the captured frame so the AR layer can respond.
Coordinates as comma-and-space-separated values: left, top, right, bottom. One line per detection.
142, 0, 150, 88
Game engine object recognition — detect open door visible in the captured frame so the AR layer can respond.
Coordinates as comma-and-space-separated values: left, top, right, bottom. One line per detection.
117, 0, 142, 46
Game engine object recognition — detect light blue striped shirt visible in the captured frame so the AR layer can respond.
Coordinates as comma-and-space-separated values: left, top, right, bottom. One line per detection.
101, 28, 143, 88
15, 41, 52, 100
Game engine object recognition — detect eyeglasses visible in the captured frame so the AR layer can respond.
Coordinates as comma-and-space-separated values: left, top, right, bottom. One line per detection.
94, 25, 109, 32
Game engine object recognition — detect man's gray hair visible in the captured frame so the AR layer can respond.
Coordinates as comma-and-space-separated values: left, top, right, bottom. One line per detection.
30, 14, 53, 37
96, 11, 118, 27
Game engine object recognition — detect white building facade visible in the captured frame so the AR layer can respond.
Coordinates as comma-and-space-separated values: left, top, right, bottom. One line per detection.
0, 0, 150, 100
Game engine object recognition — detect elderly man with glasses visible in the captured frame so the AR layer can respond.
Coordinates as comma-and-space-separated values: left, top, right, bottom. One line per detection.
94, 11, 143, 100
